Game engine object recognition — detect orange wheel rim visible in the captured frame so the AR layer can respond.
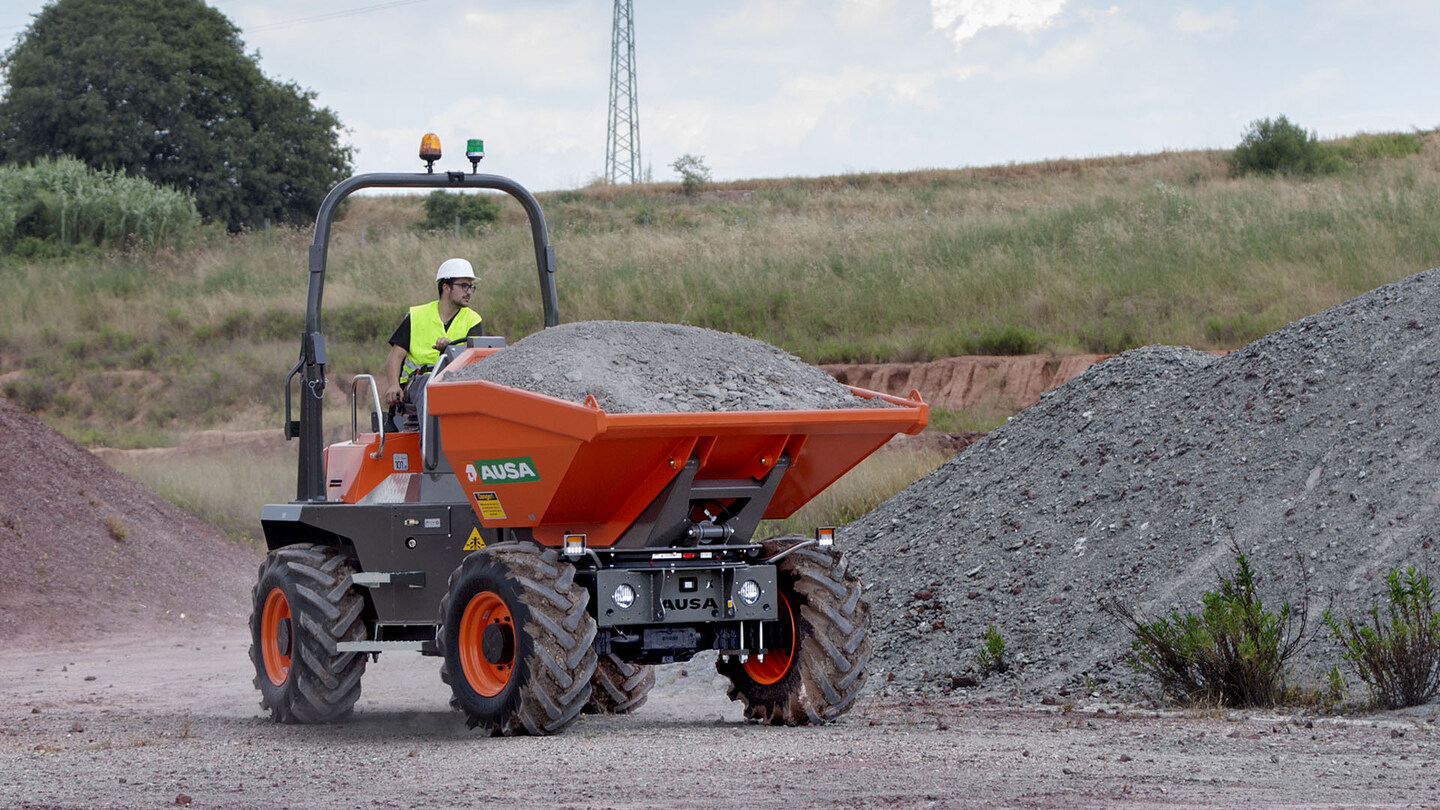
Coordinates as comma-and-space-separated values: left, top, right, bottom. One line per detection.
260, 587, 292, 687
745, 590, 795, 685
459, 590, 515, 697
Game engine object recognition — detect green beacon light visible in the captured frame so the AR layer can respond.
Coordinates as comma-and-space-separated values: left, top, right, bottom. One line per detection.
466, 139, 484, 173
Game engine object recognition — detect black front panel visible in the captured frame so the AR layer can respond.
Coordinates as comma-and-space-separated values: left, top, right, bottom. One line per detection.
269, 502, 500, 625
594, 565, 777, 627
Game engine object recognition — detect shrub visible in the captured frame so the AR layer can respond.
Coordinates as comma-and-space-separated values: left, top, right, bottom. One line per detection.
104, 515, 128, 543
414, 190, 501, 234
1108, 549, 1308, 707
1331, 132, 1424, 163
1228, 115, 1344, 177
328, 303, 396, 343
976, 625, 1007, 674
3, 378, 57, 412
1077, 321, 1142, 354
1324, 567, 1440, 709
968, 324, 1041, 355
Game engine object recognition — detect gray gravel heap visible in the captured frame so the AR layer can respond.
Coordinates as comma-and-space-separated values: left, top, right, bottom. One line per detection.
447, 320, 880, 413
845, 268, 1440, 705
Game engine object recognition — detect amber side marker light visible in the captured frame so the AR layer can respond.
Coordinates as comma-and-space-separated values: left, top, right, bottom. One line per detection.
563, 533, 587, 558
419, 133, 442, 173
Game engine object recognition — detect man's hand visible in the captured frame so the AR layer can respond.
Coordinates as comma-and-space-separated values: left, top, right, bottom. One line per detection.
433, 337, 451, 351
383, 382, 404, 406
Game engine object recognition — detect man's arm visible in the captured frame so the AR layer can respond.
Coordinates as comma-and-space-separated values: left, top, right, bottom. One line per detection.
383, 343, 408, 406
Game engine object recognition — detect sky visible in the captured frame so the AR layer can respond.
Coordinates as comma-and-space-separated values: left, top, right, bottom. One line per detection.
1, 0, 1437, 192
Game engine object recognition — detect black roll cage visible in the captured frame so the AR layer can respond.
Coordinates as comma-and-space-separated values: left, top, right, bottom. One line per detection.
283, 171, 560, 502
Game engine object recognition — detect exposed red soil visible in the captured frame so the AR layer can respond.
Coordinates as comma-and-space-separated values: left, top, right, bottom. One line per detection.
824, 353, 1111, 412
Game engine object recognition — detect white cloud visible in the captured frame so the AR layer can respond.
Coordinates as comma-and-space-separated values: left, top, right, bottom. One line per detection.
1028, 36, 1104, 76
838, 0, 900, 28
931, 0, 1068, 48
1174, 7, 1238, 34
1080, 6, 1120, 21
450, 4, 606, 91
707, 0, 810, 40
887, 66, 986, 106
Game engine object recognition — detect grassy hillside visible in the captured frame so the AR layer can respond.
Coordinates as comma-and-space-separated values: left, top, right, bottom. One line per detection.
3, 130, 1439, 451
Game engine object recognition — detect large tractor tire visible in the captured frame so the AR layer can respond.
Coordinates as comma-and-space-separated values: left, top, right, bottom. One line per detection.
716, 537, 871, 725
249, 544, 368, 723
584, 653, 655, 714
438, 542, 598, 735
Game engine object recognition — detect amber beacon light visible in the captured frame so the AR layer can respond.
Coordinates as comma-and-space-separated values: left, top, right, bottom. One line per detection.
419, 133, 442, 173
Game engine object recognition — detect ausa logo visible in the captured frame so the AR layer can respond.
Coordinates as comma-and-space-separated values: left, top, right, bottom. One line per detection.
471, 457, 540, 484
662, 597, 719, 611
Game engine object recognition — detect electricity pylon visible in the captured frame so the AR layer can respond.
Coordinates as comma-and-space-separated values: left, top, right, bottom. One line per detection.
605, 0, 641, 184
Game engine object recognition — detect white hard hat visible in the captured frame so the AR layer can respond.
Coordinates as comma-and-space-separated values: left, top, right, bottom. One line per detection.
436, 258, 476, 281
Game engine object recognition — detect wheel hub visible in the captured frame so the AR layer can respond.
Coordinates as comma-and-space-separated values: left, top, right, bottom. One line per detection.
481, 621, 514, 665
274, 617, 292, 656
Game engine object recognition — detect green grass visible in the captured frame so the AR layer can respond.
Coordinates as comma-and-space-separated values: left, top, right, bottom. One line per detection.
2, 129, 1438, 446
927, 408, 1011, 434
760, 447, 950, 538
109, 445, 294, 546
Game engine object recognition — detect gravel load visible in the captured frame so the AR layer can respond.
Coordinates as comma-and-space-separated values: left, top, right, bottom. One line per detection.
845, 268, 1440, 704
446, 320, 883, 413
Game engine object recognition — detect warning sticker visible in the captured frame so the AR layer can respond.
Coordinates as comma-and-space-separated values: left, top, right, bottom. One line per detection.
463, 527, 487, 551
473, 492, 507, 521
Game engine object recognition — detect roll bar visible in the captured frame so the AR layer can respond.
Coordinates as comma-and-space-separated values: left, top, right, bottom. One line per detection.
286, 171, 559, 502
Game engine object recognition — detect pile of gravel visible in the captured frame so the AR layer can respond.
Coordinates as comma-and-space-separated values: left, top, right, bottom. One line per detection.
447, 320, 881, 413
845, 268, 1440, 705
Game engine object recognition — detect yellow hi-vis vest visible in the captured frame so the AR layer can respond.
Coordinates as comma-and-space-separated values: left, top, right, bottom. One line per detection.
402, 301, 482, 383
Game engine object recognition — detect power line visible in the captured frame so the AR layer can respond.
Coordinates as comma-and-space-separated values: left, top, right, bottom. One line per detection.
244, 0, 433, 33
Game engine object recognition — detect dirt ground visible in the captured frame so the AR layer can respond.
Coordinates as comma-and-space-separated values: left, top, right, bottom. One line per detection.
3, 622, 1438, 810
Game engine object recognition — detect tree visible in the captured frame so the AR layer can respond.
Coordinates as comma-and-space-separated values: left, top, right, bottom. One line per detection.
670, 154, 711, 196
0, 0, 353, 231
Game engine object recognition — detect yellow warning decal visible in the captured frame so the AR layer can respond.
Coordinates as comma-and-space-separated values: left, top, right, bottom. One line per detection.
473, 491, 507, 521
463, 527, 487, 551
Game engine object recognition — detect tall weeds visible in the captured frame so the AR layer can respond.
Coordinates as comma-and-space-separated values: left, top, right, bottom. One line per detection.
0, 156, 199, 251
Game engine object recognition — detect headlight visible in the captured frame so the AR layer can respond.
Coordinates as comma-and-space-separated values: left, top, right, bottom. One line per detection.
737, 579, 761, 606
611, 583, 636, 610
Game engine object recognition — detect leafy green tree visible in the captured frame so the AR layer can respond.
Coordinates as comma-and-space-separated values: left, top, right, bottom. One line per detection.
0, 0, 353, 231
671, 154, 711, 196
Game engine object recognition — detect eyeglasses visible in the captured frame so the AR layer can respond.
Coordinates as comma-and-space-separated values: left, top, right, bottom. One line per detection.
451, 282, 475, 291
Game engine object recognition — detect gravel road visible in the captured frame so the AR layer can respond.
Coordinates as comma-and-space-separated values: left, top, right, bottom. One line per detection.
3, 625, 1438, 809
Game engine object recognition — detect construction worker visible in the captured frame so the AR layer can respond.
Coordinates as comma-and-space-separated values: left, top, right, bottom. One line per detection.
383, 258, 484, 409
